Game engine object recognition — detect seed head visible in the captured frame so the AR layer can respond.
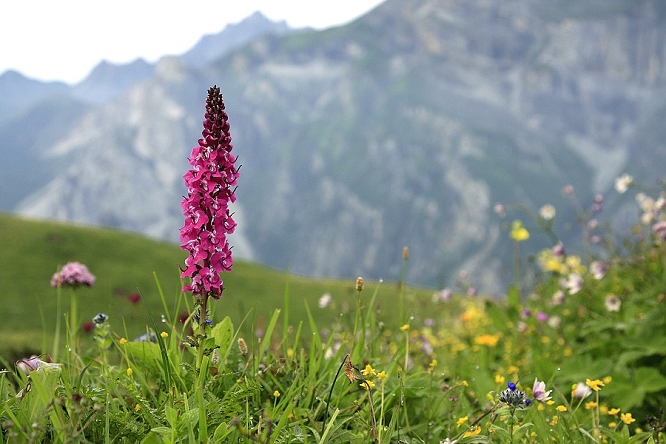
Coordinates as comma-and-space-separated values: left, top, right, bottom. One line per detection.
356, 277, 364, 292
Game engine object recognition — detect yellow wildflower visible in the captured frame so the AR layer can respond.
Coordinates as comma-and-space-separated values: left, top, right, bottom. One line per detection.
586, 378, 605, 391
556, 405, 568, 412
135, 404, 141, 412
609, 422, 617, 428
474, 334, 500, 347
376, 371, 388, 380
603, 376, 612, 384
400, 324, 410, 331
585, 401, 598, 410
160, 331, 169, 338
495, 374, 506, 385
464, 425, 481, 437
126, 368, 133, 377
608, 408, 621, 416
360, 380, 375, 390
621, 413, 636, 424
565, 255, 584, 274
273, 390, 280, 398
550, 416, 558, 426
362, 364, 376, 377
119, 338, 128, 345
510, 220, 530, 241
456, 416, 469, 427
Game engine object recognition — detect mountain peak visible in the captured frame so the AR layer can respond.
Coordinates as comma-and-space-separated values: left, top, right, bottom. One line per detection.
181, 12, 291, 67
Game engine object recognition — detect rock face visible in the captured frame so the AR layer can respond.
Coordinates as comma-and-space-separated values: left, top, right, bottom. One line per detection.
4, 2, 666, 292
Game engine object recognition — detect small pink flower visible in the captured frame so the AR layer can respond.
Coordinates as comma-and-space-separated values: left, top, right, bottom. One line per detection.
434, 288, 452, 302
493, 203, 506, 218
535, 312, 549, 323
533, 378, 552, 402
16, 355, 43, 373
51, 262, 95, 288
16, 356, 59, 373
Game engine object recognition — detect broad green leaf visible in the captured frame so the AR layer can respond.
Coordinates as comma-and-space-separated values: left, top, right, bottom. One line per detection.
210, 316, 234, 353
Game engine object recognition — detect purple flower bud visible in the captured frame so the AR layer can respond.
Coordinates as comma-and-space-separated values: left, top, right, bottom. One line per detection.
551, 242, 565, 257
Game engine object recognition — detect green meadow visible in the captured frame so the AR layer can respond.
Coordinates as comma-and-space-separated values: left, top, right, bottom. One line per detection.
0, 212, 426, 362
1, 180, 666, 442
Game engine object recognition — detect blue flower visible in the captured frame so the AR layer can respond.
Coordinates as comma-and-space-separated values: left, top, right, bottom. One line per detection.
499, 384, 530, 408
92, 313, 109, 325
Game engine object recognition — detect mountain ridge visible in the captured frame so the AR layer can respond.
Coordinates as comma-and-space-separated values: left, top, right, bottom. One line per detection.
4, 0, 666, 292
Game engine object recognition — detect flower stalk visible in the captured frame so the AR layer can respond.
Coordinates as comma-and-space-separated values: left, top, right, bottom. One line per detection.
180, 85, 240, 372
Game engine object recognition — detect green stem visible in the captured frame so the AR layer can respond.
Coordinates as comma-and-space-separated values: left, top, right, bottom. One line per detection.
69, 288, 79, 357
196, 294, 210, 443
52, 285, 62, 362
399, 257, 408, 324
351, 292, 361, 361
513, 241, 521, 298
196, 295, 209, 371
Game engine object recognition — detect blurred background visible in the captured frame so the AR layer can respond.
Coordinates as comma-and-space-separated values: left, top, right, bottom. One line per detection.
2, 0, 665, 293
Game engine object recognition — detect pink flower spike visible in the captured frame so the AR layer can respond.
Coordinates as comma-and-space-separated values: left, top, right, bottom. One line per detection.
179, 86, 239, 300
533, 378, 552, 402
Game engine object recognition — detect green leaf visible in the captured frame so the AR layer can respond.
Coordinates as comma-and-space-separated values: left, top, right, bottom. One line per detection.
213, 422, 231, 441
507, 284, 520, 310
123, 342, 163, 372
210, 316, 234, 354
142, 431, 168, 444
165, 406, 178, 428
628, 433, 655, 444
600, 426, 628, 444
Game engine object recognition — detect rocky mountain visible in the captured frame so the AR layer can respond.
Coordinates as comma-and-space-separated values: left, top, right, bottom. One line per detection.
4, 1, 666, 293
72, 58, 155, 105
0, 70, 71, 123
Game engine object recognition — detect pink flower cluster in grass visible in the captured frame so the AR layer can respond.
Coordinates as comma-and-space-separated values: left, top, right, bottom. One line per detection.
50, 262, 96, 288
180, 86, 240, 299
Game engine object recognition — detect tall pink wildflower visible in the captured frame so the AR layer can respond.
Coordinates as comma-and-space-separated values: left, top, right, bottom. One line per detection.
180, 86, 240, 299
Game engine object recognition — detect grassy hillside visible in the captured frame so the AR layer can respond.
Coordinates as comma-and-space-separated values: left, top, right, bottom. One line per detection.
0, 213, 432, 361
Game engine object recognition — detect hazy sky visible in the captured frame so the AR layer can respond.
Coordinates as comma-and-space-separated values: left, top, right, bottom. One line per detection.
1, 0, 386, 85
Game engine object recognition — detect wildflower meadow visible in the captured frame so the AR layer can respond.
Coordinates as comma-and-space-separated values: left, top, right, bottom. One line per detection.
1, 86, 665, 443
